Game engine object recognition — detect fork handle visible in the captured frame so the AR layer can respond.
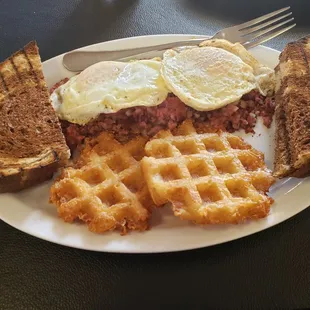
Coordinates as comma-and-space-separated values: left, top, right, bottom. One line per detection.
62, 38, 208, 71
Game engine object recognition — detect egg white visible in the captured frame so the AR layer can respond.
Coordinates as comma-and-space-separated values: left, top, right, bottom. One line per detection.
199, 39, 275, 96
51, 60, 169, 125
161, 39, 275, 111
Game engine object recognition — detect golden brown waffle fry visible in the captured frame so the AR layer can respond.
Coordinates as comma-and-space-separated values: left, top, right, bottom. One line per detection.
50, 133, 152, 234
141, 120, 275, 224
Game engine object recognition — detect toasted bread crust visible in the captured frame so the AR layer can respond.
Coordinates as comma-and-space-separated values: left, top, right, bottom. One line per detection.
0, 161, 59, 192
273, 99, 293, 178
274, 36, 310, 178
0, 41, 70, 192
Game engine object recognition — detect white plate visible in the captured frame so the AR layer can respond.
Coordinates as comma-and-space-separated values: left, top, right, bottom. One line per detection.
1, 35, 309, 253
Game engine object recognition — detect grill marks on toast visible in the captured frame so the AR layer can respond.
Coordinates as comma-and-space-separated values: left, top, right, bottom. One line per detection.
300, 41, 310, 75
274, 37, 310, 177
0, 74, 8, 105
273, 102, 292, 177
10, 57, 23, 82
1, 48, 37, 96
0, 41, 70, 192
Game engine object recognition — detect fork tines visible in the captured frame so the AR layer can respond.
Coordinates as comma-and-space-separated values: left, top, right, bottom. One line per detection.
238, 7, 296, 49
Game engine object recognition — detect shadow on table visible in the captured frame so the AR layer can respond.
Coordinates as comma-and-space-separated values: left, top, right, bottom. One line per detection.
183, 0, 310, 26
42, 0, 138, 60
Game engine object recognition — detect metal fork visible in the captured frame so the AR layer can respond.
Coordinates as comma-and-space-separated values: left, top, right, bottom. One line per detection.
63, 7, 295, 71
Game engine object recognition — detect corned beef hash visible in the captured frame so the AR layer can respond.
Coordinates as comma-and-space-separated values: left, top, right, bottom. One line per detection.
50, 39, 276, 149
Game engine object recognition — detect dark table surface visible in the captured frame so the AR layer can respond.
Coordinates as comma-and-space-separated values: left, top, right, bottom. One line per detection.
1, 1, 310, 309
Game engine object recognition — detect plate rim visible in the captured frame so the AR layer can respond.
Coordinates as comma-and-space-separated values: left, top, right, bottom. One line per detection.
1, 34, 309, 254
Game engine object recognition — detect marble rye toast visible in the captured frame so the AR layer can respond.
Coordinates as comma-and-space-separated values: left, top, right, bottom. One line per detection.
0, 41, 70, 192
274, 36, 310, 178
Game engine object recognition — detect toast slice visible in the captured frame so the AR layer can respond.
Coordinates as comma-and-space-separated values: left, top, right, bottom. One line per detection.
274, 36, 310, 178
0, 41, 70, 192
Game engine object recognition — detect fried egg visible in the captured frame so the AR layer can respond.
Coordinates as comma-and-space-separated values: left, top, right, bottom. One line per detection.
161, 39, 275, 111
51, 60, 169, 125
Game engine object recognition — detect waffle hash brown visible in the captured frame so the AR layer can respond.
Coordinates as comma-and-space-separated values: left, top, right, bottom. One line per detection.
50, 133, 153, 234
141, 120, 275, 224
